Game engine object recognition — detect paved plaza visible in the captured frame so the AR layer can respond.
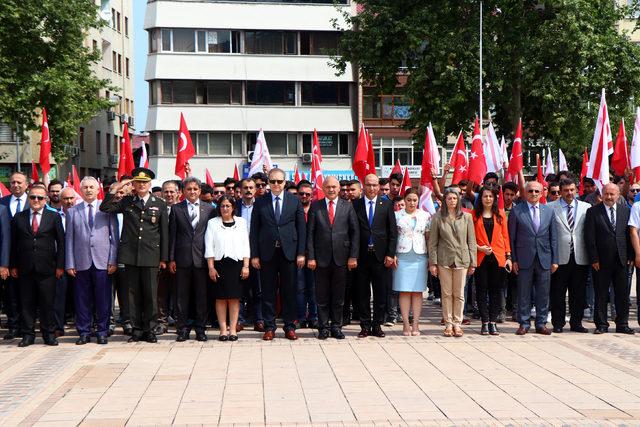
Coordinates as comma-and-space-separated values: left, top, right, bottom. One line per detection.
1, 301, 640, 427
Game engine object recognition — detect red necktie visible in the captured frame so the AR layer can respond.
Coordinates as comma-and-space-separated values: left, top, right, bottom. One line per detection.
32, 211, 39, 234
328, 200, 335, 226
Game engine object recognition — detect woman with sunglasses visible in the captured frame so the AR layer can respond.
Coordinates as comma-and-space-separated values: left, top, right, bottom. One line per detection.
204, 195, 250, 341
472, 185, 511, 335
428, 188, 477, 337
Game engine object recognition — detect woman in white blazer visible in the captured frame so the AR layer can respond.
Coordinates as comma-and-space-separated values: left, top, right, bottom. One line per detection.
204, 196, 250, 341
392, 189, 431, 336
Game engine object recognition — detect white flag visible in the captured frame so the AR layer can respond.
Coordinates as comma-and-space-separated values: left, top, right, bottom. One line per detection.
630, 108, 640, 171
500, 136, 508, 170
544, 146, 555, 176
427, 123, 441, 175
484, 122, 502, 173
248, 129, 273, 177
419, 185, 436, 214
558, 148, 568, 172
586, 89, 613, 189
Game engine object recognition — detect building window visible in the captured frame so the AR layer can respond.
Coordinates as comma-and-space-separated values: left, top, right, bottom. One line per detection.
106, 133, 111, 156
373, 138, 422, 167
124, 16, 129, 36
149, 29, 159, 53
363, 87, 410, 120
112, 51, 117, 72
244, 31, 297, 55
96, 130, 101, 154
302, 133, 349, 155
92, 39, 98, 52
117, 54, 122, 74
172, 28, 196, 52
162, 132, 176, 155
300, 31, 340, 55
209, 133, 232, 155
248, 132, 296, 156
246, 81, 295, 105
206, 81, 242, 104
79, 127, 85, 150
116, 12, 121, 32
161, 29, 172, 51
301, 82, 349, 105
125, 58, 130, 78
111, 8, 116, 29
156, 80, 242, 105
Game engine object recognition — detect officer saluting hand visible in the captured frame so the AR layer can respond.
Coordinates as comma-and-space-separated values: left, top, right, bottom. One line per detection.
100, 168, 168, 343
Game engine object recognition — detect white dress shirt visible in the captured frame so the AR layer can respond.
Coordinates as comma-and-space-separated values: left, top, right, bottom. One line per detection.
187, 201, 200, 226
365, 195, 377, 222
30, 208, 43, 228
10, 194, 27, 217
204, 216, 250, 261
240, 200, 254, 232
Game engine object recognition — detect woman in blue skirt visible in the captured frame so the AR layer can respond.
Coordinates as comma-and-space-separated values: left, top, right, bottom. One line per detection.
392, 188, 431, 336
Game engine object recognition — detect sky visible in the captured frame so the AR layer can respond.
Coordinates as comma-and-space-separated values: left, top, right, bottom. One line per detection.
133, 0, 148, 133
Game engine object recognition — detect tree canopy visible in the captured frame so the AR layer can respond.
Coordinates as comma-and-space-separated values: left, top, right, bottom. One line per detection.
334, 0, 640, 169
0, 0, 113, 162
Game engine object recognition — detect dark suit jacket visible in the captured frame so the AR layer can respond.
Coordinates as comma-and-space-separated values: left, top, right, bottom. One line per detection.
507, 201, 558, 269
584, 202, 632, 267
307, 198, 359, 267
0, 194, 28, 219
0, 204, 10, 267
250, 192, 306, 262
11, 208, 64, 275
100, 192, 169, 267
353, 196, 398, 263
169, 200, 216, 268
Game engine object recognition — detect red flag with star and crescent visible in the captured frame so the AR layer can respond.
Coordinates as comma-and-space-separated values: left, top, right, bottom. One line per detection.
311, 129, 325, 200
39, 108, 51, 177
467, 117, 487, 185
353, 124, 372, 182
175, 113, 195, 179
508, 118, 524, 180
117, 122, 135, 180
450, 130, 468, 184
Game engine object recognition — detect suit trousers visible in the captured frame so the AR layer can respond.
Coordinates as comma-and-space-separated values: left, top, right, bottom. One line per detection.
53, 274, 69, 331
438, 266, 467, 327
296, 267, 317, 322
260, 247, 296, 332
517, 255, 550, 328
593, 261, 629, 330
239, 266, 263, 324
75, 266, 111, 337
2, 277, 21, 330
474, 254, 504, 323
314, 262, 347, 331
112, 266, 130, 324
124, 265, 159, 336
175, 266, 208, 333
343, 269, 358, 321
550, 254, 587, 329
157, 269, 175, 327
356, 252, 391, 330
19, 271, 56, 337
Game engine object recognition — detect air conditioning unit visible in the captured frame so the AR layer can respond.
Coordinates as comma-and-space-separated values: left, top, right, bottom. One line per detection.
247, 151, 254, 163
128, 116, 134, 128
120, 113, 128, 124
107, 111, 116, 121
109, 154, 119, 166
301, 153, 312, 165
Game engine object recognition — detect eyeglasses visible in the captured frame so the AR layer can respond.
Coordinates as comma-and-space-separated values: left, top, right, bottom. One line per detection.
630, 188, 640, 193
213, 191, 225, 195
550, 191, 560, 195
298, 192, 312, 197
269, 179, 284, 185
29, 195, 45, 201
527, 189, 541, 194
256, 183, 266, 188
225, 186, 234, 190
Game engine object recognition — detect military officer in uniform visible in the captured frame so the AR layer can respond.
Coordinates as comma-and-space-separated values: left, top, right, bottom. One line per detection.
100, 168, 169, 343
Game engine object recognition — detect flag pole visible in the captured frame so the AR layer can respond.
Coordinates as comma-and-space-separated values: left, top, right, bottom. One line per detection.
479, 0, 483, 121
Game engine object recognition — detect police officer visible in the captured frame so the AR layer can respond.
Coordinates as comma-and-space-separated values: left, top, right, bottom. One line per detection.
100, 167, 169, 343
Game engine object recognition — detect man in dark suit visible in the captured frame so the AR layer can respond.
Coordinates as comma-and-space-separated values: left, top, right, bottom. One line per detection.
10, 184, 65, 346
169, 177, 216, 342
100, 167, 169, 343
1, 170, 28, 340
307, 176, 359, 339
508, 180, 558, 335
352, 174, 397, 338
250, 168, 306, 340
584, 183, 635, 334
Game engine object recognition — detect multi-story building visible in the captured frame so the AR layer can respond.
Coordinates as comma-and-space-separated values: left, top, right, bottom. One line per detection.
144, 0, 358, 182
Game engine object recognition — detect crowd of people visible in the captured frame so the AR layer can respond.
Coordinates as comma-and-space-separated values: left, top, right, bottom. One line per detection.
0, 162, 638, 347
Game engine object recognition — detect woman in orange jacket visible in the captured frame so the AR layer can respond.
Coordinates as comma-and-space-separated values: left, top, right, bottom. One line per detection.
472, 185, 512, 335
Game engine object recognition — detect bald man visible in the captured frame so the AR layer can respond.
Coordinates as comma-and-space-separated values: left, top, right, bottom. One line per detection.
306, 177, 359, 339
585, 183, 634, 334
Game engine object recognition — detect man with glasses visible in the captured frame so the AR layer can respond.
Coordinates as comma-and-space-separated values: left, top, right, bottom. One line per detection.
101, 167, 169, 343
339, 180, 350, 201
224, 178, 237, 197
250, 168, 306, 340
547, 182, 561, 203
295, 180, 318, 329
508, 180, 558, 335
11, 184, 65, 347
251, 172, 268, 198
236, 178, 264, 332
626, 183, 640, 207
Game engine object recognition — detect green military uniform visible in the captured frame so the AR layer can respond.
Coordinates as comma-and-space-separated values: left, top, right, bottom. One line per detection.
100, 169, 168, 339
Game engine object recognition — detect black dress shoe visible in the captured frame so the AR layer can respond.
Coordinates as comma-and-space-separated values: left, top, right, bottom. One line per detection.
123, 324, 133, 336
331, 329, 345, 340
488, 323, 499, 335
176, 330, 189, 342
18, 336, 35, 347
372, 327, 385, 338
76, 336, 90, 345
218, 335, 229, 341
128, 335, 141, 342
552, 327, 563, 333
317, 329, 330, 340
43, 337, 59, 346
570, 326, 589, 333
357, 329, 370, 338
615, 326, 635, 335
309, 319, 320, 329
97, 336, 108, 345
145, 332, 158, 343
480, 323, 489, 335
195, 332, 208, 342
594, 327, 608, 334
228, 335, 238, 342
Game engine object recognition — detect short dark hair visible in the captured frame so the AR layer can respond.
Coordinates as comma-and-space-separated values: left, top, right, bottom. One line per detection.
339, 180, 349, 187
152, 186, 162, 193
284, 181, 295, 191
558, 178, 576, 190
548, 181, 560, 189
502, 182, 518, 193
200, 184, 213, 195
47, 179, 63, 191
582, 177, 595, 185
389, 173, 403, 183
612, 175, 626, 184
458, 179, 469, 187
483, 172, 499, 182
297, 180, 312, 191
392, 196, 404, 203
545, 173, 557, 183
403, 188, 420, 199
379, 178, 389, 186
223, 177, 237, 187
251, 172, 268, 182
10, 171, 28, 180
348, 180, 362, 188
183, 176, 202, 188
120, 174, 133, 181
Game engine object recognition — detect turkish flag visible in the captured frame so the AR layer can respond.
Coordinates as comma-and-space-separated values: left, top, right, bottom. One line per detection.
611, 118, 629, 177
498, 186, 505, 210
0, 181, 10, 197
117, 122, 135, 179
450, 130, 468, 184
233, 163, 240, 181
400, 166, 412, 196
311, 129, 325, 200
175, 113, 195, 179
389, 159, 402, 179
586, 89, 613, 188
366, 130, 376, 175
39, 108, 51, 176
293, 164, 301, 184
97, 178, 105, 200
467, 117, 487, 185
205, 168, 215, 187
536, 154, 547, 204
579, 149, 589, 196
30, 161, 39, 184
420, 124, 440, 187
353, 124, 371, 183
508, 118, 524, 178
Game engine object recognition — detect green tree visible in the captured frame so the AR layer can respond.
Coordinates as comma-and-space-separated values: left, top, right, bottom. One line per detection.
334, 0, 640, 170
0, 0, 114, 162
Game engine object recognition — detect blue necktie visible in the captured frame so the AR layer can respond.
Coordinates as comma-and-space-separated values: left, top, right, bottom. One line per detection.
274, 196, 281, 223
368, 200, 374, 246
88, 204, 94, 229
15, 198, 21, 217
